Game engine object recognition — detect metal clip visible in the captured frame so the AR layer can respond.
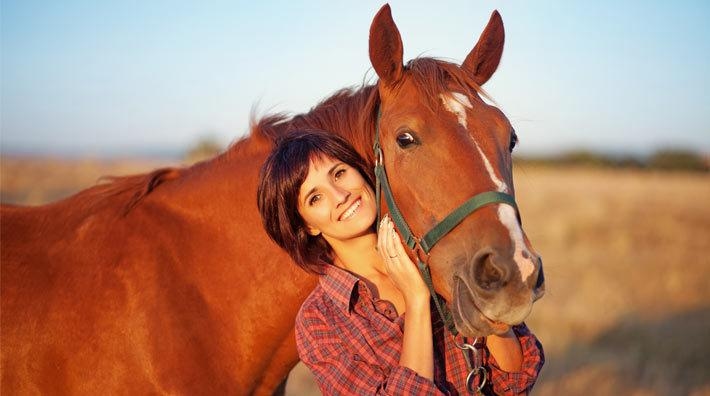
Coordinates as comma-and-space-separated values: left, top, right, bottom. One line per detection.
374, 146, 383, 167
465, 366, 487, 394
454, 336, 480, 351
411, 236, 430, 265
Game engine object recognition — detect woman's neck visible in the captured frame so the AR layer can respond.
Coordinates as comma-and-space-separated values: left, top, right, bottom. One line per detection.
330, 232, 387, 279
331, 230, 407, 313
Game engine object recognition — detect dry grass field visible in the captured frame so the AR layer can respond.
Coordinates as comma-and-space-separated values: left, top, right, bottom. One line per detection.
0, 156, 177, 205
1, 157, 709, 395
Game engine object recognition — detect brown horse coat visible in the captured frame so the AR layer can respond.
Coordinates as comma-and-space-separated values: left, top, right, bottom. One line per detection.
2, 5, 542, 395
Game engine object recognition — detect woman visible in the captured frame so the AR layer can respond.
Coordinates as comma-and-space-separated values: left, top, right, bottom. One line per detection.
257, 130, 543, 395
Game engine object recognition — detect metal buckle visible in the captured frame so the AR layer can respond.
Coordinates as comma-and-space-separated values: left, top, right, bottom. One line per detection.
374, 146, 383, 167
454, 336, 480, 351
453, 336, 487, 394
465, 366, 487, 394
411, 236, 430, 264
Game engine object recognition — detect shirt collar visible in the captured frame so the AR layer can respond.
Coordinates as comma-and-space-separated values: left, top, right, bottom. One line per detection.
319, 264, 364, 316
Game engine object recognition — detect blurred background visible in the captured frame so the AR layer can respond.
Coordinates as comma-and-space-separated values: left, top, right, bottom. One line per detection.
2, 1, 709, 395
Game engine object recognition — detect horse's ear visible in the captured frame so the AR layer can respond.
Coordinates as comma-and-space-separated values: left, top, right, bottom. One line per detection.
369, 4, 404, 87
462, 10, 505, 86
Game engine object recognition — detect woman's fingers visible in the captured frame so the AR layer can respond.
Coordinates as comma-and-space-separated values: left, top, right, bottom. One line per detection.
392, 222, 409, 259
385, 218, 398, 259
385, 218, 418, 277
378, 216, 397, 267
378, 216, 430, 300
379, 215, 398, 259
377, 216, 388, 256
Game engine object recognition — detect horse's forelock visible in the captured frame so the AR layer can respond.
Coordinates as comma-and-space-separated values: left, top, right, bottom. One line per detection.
404, 57, 492, 112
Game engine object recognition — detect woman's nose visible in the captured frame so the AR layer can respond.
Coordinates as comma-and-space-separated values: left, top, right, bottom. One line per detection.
333, 186, 350, 208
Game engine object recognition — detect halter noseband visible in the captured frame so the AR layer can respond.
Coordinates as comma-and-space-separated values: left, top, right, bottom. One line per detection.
373, 106, 518, 393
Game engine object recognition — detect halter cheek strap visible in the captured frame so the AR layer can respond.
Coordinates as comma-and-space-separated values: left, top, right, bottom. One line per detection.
373, 107, 518, 260
373, 106, 517, 393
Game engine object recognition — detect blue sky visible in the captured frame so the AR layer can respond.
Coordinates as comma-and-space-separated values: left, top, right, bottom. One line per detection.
2, 0, 709, 156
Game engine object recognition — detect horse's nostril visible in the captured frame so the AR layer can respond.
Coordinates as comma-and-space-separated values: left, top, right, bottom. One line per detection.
533, 257, 545, 299
535, 264, 545, 289
473, 251, 507, 291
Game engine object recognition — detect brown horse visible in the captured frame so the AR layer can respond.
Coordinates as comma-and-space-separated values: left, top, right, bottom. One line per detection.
1, 5, 543, 395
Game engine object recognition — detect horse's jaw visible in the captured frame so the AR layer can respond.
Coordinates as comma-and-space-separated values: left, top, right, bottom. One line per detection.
450, 276, 535, 337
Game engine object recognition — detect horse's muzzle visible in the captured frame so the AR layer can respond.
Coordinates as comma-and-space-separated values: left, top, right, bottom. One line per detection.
450, 248, 544, 336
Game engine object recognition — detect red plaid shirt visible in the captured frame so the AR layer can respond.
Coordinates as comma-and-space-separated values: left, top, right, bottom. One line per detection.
295, 265, 544, 395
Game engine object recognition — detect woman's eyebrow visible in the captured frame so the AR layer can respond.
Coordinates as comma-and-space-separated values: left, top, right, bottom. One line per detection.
301, 184, 319, 205
328, 162, 345, 177
301, 162, 346, 204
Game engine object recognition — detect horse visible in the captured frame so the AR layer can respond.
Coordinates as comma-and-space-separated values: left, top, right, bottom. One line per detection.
1, 4, 544, 395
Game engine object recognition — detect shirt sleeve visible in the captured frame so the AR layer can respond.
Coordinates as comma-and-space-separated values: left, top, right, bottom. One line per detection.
485, 323, 545, 395
295, 305, 448, 396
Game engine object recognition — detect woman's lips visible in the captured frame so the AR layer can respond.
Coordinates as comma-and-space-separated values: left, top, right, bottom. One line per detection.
339, 198, 361, 221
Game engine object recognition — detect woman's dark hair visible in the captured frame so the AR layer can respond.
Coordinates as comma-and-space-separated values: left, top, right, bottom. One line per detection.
257, 129, 375, 274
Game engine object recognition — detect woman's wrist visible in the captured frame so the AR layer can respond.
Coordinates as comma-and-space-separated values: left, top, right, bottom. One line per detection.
403, 290, 430, 311
400, 294, 434, 380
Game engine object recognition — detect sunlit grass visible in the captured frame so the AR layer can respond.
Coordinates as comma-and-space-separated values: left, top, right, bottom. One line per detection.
2, 158, 708, 395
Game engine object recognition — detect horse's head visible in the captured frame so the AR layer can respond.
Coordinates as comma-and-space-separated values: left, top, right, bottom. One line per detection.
369, 5, 544, 336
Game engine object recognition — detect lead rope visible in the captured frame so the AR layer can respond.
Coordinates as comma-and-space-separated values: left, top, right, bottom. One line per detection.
372, 107, 486, 394
417, 251, 486, 394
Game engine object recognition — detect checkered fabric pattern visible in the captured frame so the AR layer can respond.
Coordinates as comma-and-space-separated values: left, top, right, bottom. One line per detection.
296, 265, 544, 395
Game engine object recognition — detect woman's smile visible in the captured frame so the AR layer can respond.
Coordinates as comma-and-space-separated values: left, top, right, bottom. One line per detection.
339, 198, 362, 221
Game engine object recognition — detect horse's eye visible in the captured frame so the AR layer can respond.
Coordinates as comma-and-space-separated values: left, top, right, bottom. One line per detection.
396, 132, 417, 148
509, 131, 518, 152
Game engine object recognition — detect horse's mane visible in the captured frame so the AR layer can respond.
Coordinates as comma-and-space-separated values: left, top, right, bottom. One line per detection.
62, 167, 182, 215
247, 84, 380, 164
85, 57, 483, 215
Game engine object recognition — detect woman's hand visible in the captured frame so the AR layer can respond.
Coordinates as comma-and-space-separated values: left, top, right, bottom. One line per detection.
377, 215, 430, 305
378, 215, 435, 381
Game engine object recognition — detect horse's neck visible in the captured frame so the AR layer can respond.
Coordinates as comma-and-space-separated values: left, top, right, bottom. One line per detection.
181, 84, 378, 210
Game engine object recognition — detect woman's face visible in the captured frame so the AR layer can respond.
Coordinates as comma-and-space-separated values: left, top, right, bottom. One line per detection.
297, 155, 377, 246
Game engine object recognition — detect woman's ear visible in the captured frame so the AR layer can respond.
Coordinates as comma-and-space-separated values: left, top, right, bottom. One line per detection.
305, 225, 321, 236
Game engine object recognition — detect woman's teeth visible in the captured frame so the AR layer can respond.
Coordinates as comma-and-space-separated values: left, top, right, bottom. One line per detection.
340, 199, 361, 220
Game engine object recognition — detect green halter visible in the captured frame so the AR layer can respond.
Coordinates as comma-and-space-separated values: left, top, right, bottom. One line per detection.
372, 107, 519, 393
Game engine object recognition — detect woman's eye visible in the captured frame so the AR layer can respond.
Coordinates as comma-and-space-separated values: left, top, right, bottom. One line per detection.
309, 194, 321, 206
334, 169, 346, 180
509, 132, 518, 152
396, 132, 417, 148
